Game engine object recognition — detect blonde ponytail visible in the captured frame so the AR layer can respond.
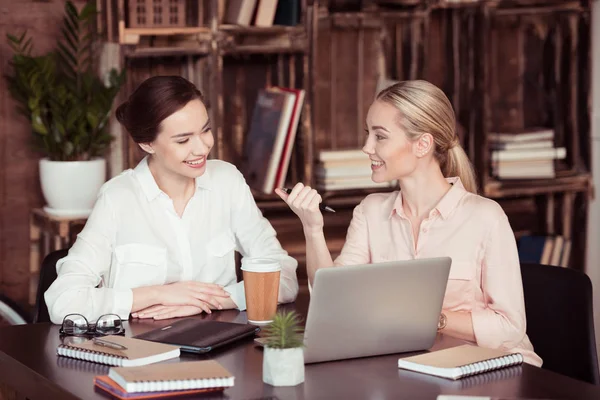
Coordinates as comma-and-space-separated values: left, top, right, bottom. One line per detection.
376, 80, 478, 193
446, 145, 478, 194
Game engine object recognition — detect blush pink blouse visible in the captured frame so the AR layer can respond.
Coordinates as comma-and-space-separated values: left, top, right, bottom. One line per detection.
333, 177, 542, 366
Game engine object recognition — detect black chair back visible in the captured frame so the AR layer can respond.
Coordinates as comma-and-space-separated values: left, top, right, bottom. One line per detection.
521, 263, 600, 384
33, 249, 69, 323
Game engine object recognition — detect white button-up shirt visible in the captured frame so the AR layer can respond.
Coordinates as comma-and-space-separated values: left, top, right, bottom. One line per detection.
45, 157, 299, 324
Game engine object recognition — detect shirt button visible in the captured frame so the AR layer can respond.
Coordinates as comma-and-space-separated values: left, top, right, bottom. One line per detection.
422, 227, 428, 233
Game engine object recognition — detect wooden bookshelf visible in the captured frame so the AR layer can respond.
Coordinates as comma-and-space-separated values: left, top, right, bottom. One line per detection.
97, 0, 593, 272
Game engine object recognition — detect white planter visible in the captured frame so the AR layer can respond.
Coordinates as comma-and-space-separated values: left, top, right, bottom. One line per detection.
39, 158, 106, 218
263, 347, 305, 387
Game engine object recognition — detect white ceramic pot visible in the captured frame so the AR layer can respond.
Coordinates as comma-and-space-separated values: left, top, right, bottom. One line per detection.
39, 158, 106, 217
263, 347, 305, 386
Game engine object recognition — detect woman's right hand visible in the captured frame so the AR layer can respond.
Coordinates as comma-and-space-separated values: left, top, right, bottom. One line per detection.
275, 183, 324, 233
155, 281, 230, 313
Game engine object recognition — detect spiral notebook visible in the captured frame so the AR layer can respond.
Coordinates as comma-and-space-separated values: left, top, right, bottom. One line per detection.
93, 375, 223, 400
397, 345, 523, 380
57, 335, 180, 367
107, 360, 234, 393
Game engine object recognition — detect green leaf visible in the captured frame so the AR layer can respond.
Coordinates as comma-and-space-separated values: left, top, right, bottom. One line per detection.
27, 97, 39, 111
79, 2, 97, 20
86, 111, 99, 130
65, 1, 79, 21
263, 311, 304, 349
6, 33, 19, 43
31, 111, 48, 135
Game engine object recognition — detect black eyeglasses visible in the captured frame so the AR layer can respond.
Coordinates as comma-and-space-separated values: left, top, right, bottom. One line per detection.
59, 313, 125, 336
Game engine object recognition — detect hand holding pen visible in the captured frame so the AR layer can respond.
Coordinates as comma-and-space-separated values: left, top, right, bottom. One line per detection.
275, 183, 333, 234
280, 188, 335, 213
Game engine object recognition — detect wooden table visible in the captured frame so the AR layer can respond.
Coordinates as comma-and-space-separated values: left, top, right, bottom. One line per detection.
0, 294, 599, 400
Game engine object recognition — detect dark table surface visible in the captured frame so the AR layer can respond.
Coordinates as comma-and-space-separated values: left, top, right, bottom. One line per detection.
1, 294, 599, 400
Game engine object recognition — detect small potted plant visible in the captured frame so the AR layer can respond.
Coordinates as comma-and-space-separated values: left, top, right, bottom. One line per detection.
262, 310, 305, 387
5, 1, 125, 216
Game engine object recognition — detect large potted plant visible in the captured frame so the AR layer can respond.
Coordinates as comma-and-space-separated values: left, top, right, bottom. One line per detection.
262, 310, 305, 387
5, 0, 125, 217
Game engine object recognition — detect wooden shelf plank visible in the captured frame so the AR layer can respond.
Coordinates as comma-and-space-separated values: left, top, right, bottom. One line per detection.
484, 174, 591, 198
122, 46, 210, 58
219, 24, 305, 35
124, 26, 211, 36
220, 44, 308, 55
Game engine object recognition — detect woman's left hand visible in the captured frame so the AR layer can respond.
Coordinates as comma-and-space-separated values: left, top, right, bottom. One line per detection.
132, 304, 206, 320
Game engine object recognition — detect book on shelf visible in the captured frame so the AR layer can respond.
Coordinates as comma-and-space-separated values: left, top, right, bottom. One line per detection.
316, 179, 397, 191
254, 0, 279, 27
273, 0, 300, 26
397, 345, 523, 380
490, 147, 566, 163
271, 87, 305, 190
488, 128, 554, 143
314, 149, 387, 190
319, 149, 367, 162
224, 0, 258, 25
518, 235, 571, 268
490, 139, 554, 151
488, 128, 563, 179
315, 163, 372, 179
57, 335, 180, 367
243, 88, 296, 194
106, 360, 234, 393
492, 159, 555, 180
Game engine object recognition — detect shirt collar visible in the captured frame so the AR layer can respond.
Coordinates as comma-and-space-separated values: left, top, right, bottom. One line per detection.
389, 177, 466, 220
134, 156, 212, 202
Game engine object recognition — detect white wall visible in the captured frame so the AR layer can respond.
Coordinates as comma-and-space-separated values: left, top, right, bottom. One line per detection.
587, 0, 600, 357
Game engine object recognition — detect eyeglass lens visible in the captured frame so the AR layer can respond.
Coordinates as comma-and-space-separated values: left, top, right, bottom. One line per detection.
95, 314, 123, 335
62, 314, 89, 335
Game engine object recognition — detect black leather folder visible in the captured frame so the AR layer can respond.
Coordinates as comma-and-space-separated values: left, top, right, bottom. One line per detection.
133, 319, 260, 354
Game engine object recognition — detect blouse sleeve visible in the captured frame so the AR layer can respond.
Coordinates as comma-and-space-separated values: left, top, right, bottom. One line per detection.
226, 169, 299, 310
470, 211, 527, 350
44, 191, 133, 324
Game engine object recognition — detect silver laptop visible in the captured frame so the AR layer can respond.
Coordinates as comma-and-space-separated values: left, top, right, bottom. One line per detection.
303, 257, 452, 364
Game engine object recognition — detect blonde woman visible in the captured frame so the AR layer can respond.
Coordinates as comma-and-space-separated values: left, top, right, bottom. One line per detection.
275, 80, 542, 366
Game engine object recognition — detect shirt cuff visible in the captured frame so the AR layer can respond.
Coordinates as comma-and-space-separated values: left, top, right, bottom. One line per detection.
471, 308, 516, 350
225, 281, 246, 311
112, 289, 134, 320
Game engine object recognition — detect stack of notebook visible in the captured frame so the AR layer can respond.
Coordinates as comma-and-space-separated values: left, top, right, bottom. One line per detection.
94, 360, 234, 400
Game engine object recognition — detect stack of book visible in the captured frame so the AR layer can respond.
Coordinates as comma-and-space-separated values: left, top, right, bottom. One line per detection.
315, 149, 397, 191
489, 128, 566, 180
94, 360, 234, 400
517, 234, 571, 268
243, 87, 305, 194
224, 0, 300, 27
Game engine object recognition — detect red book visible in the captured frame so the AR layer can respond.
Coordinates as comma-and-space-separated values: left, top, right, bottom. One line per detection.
272, 87, 305, 190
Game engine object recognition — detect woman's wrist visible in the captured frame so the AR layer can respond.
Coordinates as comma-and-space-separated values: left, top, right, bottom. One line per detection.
303, 224, 324, 237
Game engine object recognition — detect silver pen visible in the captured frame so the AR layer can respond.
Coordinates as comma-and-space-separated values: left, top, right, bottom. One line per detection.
281, 188, 336, 213
92, 337, 128, 350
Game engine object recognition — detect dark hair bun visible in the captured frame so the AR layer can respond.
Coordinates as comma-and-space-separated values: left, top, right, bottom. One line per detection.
115, 101, 129, 126
114, 76, 204, 143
